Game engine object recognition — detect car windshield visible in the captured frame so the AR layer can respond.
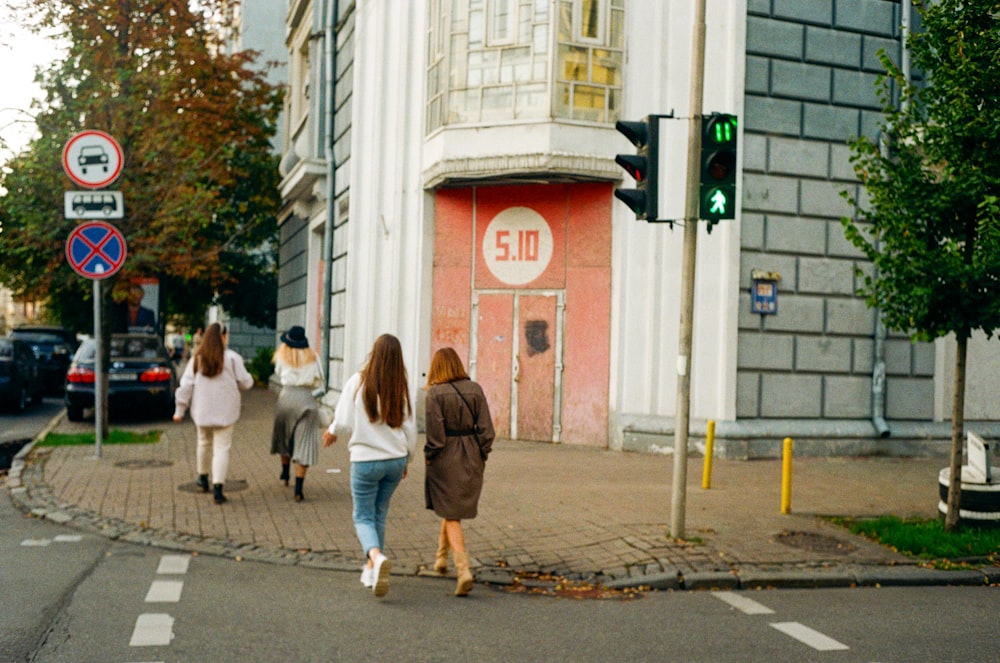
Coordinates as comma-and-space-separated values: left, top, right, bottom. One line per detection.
75, 336, 162, 361
0, 340, 12, 358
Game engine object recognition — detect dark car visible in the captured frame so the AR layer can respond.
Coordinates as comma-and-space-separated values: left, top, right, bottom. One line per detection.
9, 326, 80, 393
64, 334, 176, 421
0, 338, 45, 412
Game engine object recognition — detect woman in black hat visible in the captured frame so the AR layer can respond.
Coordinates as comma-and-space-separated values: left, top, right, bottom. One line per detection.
271, 326, 324, 501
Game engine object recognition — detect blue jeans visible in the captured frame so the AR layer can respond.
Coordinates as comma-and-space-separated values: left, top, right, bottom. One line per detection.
350, 457, 407, 558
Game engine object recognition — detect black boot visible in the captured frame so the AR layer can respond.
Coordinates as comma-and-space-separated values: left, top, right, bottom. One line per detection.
294, 476, 304, 502
279, 463, 290, 486
196, 474, 210, 493
213, 483, 227, 505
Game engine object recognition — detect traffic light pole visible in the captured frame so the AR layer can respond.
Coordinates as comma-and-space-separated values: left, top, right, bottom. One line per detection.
671, 0, 707, 540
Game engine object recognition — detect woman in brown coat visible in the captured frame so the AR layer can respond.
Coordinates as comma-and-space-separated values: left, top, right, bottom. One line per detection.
424, 347, 495, 596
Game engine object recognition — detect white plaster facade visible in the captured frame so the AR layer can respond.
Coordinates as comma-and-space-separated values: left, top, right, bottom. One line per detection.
273, 0, 1000, 455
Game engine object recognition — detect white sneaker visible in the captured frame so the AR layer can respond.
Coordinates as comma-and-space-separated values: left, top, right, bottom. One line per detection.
360, 564, 374, 588
372, 554, 391, 597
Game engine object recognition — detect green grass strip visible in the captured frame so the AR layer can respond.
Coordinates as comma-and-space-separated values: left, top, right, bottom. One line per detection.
829, 515, 1000, 560
39, 429, 161, 447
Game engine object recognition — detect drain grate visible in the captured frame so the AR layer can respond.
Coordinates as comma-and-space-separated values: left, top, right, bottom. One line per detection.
774, 530, 856, 555
114, 459, 173, 469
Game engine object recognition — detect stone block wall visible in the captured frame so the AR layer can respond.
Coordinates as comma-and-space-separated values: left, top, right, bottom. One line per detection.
739, 0, 934, 421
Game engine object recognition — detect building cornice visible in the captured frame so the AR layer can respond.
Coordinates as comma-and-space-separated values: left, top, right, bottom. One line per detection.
423, 152, 621, 189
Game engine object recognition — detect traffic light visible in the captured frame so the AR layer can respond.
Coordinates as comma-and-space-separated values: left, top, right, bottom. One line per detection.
614, 117, 658, 221
699, 113, 738, 225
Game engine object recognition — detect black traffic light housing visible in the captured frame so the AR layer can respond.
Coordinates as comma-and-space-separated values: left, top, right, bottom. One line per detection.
614, 117, 658, 221
699, 113, 738, 225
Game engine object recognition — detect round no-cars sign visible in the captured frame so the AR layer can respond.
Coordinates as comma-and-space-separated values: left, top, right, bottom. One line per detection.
62, 130, 124, 189
66, 221, 127, 279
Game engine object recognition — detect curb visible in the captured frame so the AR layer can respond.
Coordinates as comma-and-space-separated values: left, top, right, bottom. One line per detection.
6, 410, 999, 594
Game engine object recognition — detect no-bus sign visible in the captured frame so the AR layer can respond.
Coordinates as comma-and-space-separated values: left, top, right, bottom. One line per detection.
62, 130, 124, 189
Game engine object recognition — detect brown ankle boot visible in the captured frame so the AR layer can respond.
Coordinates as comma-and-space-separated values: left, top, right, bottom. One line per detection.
453, 551, 474, 596
434, 531, 450, 574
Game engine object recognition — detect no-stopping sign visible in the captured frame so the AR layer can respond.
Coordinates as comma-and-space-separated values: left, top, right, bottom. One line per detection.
62, 130, 124, 189
65, 221, 127, 279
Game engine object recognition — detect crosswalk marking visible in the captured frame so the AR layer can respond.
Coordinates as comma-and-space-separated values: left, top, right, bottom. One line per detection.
156, 555, 190, 575
770, 621, 849, 651
713, 591, 775, 615
145, 580, 184, 603
129, 613, 174, 647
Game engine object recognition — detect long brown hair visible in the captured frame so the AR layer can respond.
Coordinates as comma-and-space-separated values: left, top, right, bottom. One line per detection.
273, 343, 317, 367
425, 347, 469, 387
358, 334, 411, 428
193, 322, 226, 377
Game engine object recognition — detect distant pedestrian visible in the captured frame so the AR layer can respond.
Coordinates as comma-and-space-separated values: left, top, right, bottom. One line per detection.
323, 334, 416, 597
271, 325, 324, 502
173, 322, 254, 505
423, 347, 495, 596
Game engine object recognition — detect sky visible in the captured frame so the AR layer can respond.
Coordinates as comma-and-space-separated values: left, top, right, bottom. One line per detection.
0, 9, 63, 161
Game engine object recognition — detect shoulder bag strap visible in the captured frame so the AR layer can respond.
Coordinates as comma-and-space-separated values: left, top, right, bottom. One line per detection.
449, 382, 479, 431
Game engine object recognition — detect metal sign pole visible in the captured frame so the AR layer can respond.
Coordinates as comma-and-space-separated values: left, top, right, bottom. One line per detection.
93, 278, 103, 459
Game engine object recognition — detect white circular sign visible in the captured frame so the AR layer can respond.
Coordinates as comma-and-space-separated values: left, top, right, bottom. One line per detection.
482, 206, 553, 286
62, 130, 124, 189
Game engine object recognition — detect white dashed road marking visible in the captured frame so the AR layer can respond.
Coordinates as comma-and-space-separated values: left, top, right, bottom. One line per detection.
129, 613, 175, 647
145, 580, 184, 603
713, 591, 776, 615
20, 539, 51, 547
53, 534, 83, 542
156, 555, 190, 575
130, 556, 190, 649
21, 534, 84, 546
770, 621, 850, 651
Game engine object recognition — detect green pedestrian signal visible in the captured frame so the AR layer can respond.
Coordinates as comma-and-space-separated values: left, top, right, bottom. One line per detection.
699, 113, 738, 226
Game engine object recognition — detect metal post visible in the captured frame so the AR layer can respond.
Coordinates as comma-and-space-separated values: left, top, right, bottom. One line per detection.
701, 419, 715, 489
93, 279, 103, 459
781, 437, 793, 514
671, 0, 707, 539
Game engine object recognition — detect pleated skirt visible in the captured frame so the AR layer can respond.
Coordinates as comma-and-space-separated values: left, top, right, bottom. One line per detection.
271, 386, 321, 467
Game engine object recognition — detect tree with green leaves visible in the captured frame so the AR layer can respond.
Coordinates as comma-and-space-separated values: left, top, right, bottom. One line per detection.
0, 0, 282, 332
843, 0, 1000, 530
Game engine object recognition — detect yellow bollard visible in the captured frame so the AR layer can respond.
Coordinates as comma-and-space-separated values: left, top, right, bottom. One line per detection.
780, 437, 793, 514
701, 420, 715, 489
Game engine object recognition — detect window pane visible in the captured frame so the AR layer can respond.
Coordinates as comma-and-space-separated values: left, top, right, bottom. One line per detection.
488, 0, 515, 43
559, 44, 589, 81
515, 82, 548, 118
580, 0, 600, 40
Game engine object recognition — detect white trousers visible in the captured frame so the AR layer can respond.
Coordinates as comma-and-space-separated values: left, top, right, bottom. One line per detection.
196, 425, 235, 485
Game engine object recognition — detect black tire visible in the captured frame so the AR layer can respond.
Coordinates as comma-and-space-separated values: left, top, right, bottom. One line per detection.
66, 403, 85, 422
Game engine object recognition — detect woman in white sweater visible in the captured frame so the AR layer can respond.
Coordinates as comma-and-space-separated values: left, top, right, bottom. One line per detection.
323, 334, 416, 597
271, 326, 324, 502
173, 323, 254, 504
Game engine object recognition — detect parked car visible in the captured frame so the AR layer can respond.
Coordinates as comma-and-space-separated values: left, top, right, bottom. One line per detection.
8, 325, 80, 394
0, 338, 45, 412
64, 334, 176, 421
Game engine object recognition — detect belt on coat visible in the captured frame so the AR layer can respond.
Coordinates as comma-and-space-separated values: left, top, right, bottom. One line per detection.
445, 427, 478, 437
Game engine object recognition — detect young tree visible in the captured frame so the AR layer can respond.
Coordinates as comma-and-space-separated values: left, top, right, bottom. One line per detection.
0, 0, 282, 330
843, 0, 1000, 530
